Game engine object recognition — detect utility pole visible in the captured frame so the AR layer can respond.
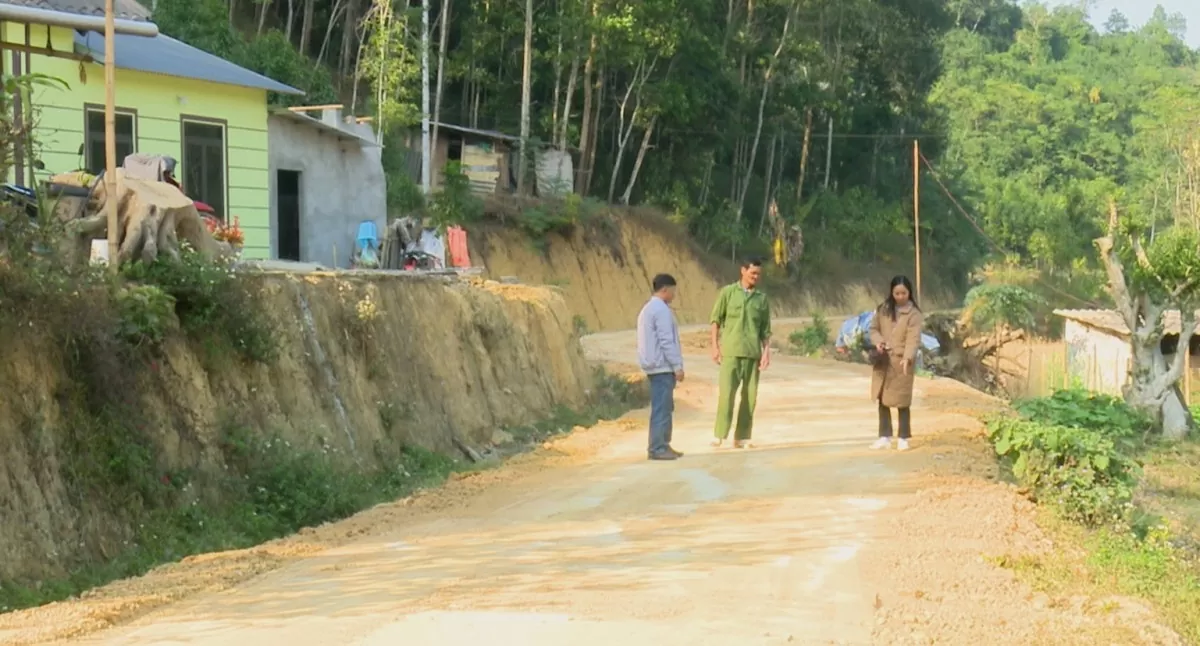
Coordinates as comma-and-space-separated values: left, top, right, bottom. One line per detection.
517, 0, 533, 195
104, 0, 118, 271
913, 139, 922, 305
820, 115, 830, 187
420, 0, 432, 195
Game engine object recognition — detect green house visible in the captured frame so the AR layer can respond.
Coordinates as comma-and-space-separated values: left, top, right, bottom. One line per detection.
1, 0, 302, 259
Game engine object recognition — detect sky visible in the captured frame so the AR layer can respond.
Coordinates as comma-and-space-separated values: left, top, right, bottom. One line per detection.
1045, 0, 1200, 48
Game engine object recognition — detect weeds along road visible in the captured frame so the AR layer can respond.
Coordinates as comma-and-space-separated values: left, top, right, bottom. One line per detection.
5, 328, 1183, 645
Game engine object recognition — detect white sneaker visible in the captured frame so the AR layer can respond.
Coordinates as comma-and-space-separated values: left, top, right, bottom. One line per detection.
897, 439, 910, 451
870, 437, 891, 450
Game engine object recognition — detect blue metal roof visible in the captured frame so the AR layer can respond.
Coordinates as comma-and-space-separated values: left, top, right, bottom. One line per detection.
75, 31, 304, 96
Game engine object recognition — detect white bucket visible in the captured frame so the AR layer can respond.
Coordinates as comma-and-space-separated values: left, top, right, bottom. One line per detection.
89, 239, 109, 265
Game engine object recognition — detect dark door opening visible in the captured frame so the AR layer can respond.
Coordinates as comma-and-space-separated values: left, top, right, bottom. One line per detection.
277, 170, 301, 261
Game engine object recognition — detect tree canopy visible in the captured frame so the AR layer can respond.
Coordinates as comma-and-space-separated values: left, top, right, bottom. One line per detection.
149, 0, 1200, 290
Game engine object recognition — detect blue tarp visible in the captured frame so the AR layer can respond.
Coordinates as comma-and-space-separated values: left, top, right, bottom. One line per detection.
835, 311, 941, 353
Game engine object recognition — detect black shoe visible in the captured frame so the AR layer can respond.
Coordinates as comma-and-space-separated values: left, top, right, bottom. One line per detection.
648, 451, 678, 461
668, 447, 684, 457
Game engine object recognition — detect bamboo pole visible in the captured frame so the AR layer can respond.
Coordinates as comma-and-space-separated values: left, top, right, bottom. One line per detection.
104, 0, 118, 271
913, 139, 922, 304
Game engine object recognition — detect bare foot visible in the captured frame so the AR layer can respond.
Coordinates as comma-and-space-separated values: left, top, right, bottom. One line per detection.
710, 438, 724, 448
734, 440, 754, 449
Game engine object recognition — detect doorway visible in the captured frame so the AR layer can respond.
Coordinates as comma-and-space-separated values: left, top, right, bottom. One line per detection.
277, 170, 301, 261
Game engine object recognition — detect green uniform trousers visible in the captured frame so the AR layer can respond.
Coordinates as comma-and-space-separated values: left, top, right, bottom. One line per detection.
714, 356, 760, 441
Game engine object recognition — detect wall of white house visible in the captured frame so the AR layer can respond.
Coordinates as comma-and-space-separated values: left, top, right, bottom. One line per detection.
1064, 319, 1132, 396
267, 115, 386, 268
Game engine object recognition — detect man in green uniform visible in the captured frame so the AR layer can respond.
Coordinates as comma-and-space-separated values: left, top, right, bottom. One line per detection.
709, 258, 772, 448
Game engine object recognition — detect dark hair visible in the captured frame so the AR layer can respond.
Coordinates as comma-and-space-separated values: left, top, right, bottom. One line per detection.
740, 257, 764, 269
652, 273, 677, 292
882, 275, 918, 321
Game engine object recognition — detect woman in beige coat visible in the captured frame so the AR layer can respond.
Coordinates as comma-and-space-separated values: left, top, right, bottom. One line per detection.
868, 276, 923, 451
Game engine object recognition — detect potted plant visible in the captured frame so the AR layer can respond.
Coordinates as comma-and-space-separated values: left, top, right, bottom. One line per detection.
211, 216, 245, 256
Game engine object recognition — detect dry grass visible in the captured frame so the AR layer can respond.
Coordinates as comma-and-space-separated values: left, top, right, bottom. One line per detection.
1140, 439, 1200, 546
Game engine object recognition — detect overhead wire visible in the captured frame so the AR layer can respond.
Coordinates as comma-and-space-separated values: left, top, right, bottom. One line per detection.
917, 151, 1102, 309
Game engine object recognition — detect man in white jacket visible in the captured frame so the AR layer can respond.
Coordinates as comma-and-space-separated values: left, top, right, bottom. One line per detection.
636, 274, 686, 461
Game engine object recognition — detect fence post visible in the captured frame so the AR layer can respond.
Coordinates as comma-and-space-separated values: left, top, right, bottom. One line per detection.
1062, 343, 1069, 390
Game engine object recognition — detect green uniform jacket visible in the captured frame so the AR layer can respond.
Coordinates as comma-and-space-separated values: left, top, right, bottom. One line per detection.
710, 283, 772, 359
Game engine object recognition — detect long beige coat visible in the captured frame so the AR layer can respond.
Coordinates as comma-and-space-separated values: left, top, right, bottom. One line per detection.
868, 305, 924, 409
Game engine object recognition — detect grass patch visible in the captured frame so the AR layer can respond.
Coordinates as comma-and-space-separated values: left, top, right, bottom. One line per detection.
984, 389, 1200, 640
1140, 438, 1200, 545
787, 312, 831, 357
996, 509, 1200, 644
502, 366, 648, 444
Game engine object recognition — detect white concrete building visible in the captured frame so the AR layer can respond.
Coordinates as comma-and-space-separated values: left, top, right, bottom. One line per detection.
267, 107, 384, 268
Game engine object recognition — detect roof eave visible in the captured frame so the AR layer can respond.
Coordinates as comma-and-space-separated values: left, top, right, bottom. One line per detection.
75, 32, 304, 96
269, 107, 379, 147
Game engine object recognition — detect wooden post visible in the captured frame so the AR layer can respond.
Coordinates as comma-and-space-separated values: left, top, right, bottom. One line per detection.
913, 139, 922, 305
104, 0, 118, 272
1026, 342, 1033, 397
1062, 343, 1069, 390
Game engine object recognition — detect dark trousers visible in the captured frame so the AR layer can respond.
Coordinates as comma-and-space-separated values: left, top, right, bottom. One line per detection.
878, 401, 911, 439
648, 373, 677, 455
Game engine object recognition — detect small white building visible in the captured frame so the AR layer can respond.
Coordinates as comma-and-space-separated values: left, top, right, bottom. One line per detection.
1054, 308, 1198, 396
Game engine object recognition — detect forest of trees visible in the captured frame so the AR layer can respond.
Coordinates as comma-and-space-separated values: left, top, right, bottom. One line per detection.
150, 0, 1199, 292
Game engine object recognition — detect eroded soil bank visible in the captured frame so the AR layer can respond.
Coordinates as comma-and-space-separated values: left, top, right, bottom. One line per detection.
0, 273, 593, 589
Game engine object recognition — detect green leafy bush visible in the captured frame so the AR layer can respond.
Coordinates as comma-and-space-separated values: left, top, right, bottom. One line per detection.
1014, 390, 1151, 440
428, 162, 484, 227
987, 416, 1140, 525
217, 426, 454, 534
986, 390, 1148, 526
114, 284, 176, 348
789, 313, 831, 356
123, 249, 276, 362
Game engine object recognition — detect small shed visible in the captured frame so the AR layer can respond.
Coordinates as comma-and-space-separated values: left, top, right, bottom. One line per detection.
1054, 308, 1200, 396
268, 106, 385, 267
402, 122, 575, 196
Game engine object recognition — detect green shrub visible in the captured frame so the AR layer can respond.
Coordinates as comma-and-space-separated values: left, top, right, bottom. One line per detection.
114, 284, 176, 348
986, 416, 1140, 526
123, 249, 276, 362
428, 162, 484, 227
1014, 390, 1151, 439
986, 389, 1148, 526
789, 313, 831, 356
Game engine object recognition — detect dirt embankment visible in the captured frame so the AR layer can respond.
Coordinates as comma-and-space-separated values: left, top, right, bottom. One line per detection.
468, 209, 953, 334
470, 215, 730, 332
0, 274, 592, 587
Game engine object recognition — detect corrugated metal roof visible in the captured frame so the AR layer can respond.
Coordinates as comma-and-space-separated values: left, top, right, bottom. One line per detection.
1, 0, 151, 20
1053, 308, 1200, 337
75, 31, 303, 95
434, 122, 520, 142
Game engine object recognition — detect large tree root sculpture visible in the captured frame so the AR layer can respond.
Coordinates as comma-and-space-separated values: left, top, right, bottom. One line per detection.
51, 170, 233, 267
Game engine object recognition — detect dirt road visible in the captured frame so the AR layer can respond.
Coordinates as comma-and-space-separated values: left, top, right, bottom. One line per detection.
4, 329, 1183, 646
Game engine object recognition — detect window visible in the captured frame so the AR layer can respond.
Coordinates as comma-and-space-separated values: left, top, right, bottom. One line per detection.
84, 106, 136, 175
181, 118, 227, 221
